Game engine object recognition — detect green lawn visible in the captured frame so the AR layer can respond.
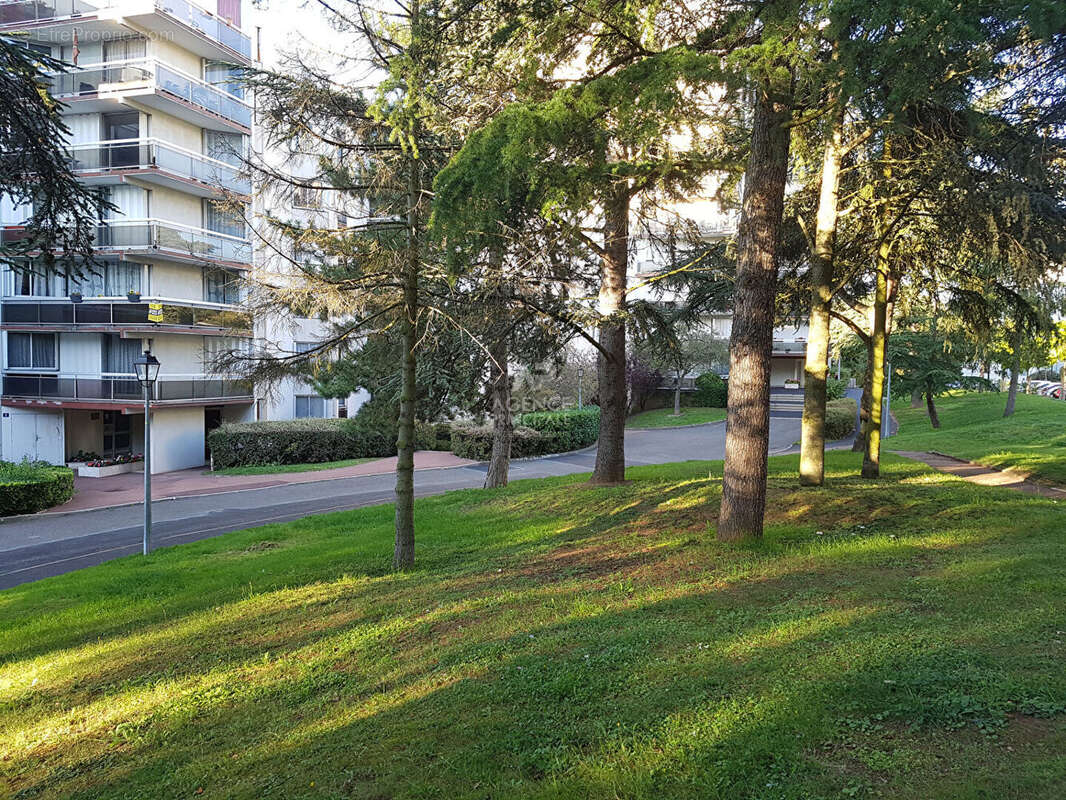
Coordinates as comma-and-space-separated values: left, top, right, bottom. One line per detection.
207, 457, 378, 476
628, 406, 727, 428
890, 391, 1066, 483
4, 451, 1066, 798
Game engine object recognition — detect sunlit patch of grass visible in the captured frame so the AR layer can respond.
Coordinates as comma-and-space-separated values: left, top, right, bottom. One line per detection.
2, 451, 1066, 798
891, 392, 1066, 483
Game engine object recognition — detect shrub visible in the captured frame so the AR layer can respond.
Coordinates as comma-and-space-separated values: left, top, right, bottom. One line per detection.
207, 419, 394, 469
826, 377, 848, 401
825, 397, 858, 440
0, 461, 74, 516
449, 425, 550, 461
516, 407, 600, 452
415, 420, 453, 451
692, 372, 728, 407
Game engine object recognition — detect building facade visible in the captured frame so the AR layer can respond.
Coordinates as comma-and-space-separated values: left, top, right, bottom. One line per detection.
0, 0, 255, 472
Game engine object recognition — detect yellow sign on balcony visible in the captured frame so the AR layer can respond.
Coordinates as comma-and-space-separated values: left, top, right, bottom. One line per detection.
148, 303, 164, 323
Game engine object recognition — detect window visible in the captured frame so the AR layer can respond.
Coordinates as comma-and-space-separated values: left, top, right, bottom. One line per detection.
295, 395, 326, 418
203, 336, 250, 373
102, 334, 141, 375
204, 268, 240, 304
11, 266, 65, 297
8, 332, 56, 370
337, 396, 347, 419
294, 341, 316, 354
70, 260, 141, 297
291, 186, 322, 210
204, 61, 245, 100
203, 199, 246, 238
204, 130, 245, 167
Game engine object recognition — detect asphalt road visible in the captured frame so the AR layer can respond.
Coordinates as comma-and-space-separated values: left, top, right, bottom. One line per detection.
0, 416, 802, 589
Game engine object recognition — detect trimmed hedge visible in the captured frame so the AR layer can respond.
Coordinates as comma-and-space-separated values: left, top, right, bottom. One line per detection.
825, 397, 858, 440
0, 463, 74, 516
450, 425, 553, 461
451, 407, 601, 462
692, 372, 728, 407
516, 407, 600, 452
207, 419, 394, 469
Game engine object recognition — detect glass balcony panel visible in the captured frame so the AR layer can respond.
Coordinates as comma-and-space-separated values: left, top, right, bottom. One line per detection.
3, 373, 252, 401
112, 303, 148, 323
4, 303, 39, 323
40, 303, 74, 323
76, 304, 112, 323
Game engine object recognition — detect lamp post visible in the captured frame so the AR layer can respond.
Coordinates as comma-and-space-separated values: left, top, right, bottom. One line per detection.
577, 367, 584, 409
133, 350, 160, 555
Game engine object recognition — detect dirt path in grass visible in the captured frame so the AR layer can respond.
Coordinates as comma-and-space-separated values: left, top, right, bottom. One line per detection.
894, 450, 1066, 499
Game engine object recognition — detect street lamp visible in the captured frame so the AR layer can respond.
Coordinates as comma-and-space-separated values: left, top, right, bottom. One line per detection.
133, 350, 160, 555
577, 367, 584, 409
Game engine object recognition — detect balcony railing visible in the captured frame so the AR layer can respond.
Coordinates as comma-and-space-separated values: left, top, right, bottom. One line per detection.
3, 373, 252, 402
0, 0, 250, 59
49, 59, 252, 129
154, 0, 250, 57
0, 219, 250, 264
1, 299, 252, 333
69, 139, 250, 195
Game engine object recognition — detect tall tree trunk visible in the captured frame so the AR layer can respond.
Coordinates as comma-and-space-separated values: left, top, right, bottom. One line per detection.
861, 246, 889, 479
393, 12, 421, 569
852, 337, 873, 452
910, 389, 923, 408
926, 385, 940, 429
484, 317, 512, 488
717, 78, 792, 542
590, 182, 629, 485
1060, 364, 1065, 402
1004, 331, 1021, 417
673, 370, 682, 416
799, 106, 844, 486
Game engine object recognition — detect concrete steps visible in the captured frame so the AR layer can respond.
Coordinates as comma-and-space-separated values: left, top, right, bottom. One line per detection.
770, 391, 804, 416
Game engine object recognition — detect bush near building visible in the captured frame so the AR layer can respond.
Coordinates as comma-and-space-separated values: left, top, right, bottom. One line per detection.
450, 407, 601, 461
691, 372, 728, 408
0, 461, 74, 516
207, 419, 394, 469
825, 397, 858, 440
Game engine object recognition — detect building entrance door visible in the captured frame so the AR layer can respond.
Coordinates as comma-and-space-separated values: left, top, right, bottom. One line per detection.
102, 411, 132, 457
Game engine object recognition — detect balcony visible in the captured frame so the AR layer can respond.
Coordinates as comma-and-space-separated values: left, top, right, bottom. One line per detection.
69, 139, 250, 197
0, 0, 251, 62
3, 373, 252, 405
1, 219, 251, 266
49, 60, 251, 132
1, 298, 252, 336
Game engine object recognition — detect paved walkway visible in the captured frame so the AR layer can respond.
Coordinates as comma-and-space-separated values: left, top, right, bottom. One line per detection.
53, 451, 475, 512
894, 450, 1066, 499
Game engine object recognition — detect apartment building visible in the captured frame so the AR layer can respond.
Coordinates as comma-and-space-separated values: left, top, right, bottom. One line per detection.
628, 178, 810, 389
0, 0, 255, 472
250, 131, 369, 423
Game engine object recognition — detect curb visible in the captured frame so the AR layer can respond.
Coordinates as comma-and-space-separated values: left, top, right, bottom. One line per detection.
9, 461, 480, 520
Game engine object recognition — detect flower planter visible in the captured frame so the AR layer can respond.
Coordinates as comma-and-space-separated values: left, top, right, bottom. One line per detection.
78, 462, 138, 478
126, 292, 142, 303
69, 291, 84, 304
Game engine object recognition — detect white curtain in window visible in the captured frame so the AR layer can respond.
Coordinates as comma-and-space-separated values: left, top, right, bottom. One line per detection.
0, 193, 32, 225
203, 200, 245, 238
104, 186, 148, 220
295, 395, 326, 418
204, 131, 244, 167
66, 114, 102, 146
8, 333, 32, 368
102, 334, 141, 375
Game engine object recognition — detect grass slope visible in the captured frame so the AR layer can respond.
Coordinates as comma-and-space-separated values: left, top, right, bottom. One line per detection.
207, 457, 377, 477
3, 452, 1066, 798
627, 406, 727, 428
891, 392, 1066, 483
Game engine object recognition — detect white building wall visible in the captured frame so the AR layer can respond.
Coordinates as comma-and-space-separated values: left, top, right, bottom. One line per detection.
151, 263, 205, 301
150, 406, 205, 472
